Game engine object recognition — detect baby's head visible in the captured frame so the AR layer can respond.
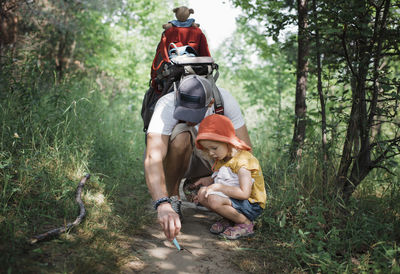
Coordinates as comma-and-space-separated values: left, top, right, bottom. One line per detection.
173, 6, 194, 22
195, 114, 251, 160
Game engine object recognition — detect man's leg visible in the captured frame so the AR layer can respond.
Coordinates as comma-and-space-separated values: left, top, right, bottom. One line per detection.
164, 131, 193, 197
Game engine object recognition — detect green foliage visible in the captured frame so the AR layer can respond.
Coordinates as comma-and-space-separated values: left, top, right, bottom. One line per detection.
216, 38, 295, 156
0, 55, 153, 272
246, 146, 400, 272
0, 0, 399, 272
0, 0, 169, 270
227, 2, 400, 270
79, 0, 172, 90
231, 0, 297, 42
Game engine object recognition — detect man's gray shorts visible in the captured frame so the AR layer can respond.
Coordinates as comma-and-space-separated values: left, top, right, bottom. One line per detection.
170, 123, 213, 179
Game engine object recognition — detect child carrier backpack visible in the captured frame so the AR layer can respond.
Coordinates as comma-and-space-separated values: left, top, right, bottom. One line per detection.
141, 26, 224, 132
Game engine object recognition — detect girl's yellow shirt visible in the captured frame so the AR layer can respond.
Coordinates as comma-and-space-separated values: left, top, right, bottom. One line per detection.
214, 150, 266, 208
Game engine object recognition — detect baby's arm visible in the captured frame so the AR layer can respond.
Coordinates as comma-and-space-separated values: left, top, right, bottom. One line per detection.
205, 167, 252, 200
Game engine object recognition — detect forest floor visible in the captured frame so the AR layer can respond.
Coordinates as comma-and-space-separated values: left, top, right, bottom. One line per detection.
123, 201, 248, 273
17, 184, 282, 273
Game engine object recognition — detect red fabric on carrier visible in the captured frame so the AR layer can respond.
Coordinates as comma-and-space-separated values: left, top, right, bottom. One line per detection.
150, 26, 211, 93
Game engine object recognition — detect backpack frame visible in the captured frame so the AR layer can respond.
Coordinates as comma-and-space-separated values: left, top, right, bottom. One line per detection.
141, 50, 224, 133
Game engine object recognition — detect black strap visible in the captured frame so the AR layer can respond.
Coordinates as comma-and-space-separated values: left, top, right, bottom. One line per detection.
153, 197, 172, 210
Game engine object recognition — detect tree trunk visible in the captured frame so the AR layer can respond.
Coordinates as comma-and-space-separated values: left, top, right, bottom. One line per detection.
336, 0, 391, 201
312, 0, 328, 185
336, 75, 359, 193
290, 0, 309, 163
0, 1, 19, 57
277, 65, 283, 151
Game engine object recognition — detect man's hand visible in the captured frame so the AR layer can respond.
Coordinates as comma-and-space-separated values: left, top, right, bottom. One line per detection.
157, 202, 181, 241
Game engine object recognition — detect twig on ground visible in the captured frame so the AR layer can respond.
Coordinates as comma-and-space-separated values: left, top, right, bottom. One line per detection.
29, 174, 90, 244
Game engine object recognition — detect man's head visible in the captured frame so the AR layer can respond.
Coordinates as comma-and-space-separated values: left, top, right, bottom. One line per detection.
173, 75, 214, 124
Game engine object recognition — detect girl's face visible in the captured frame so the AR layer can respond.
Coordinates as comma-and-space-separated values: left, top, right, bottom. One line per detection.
199, 140, 229, 161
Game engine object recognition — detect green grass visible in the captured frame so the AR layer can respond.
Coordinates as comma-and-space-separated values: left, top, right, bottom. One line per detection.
234, 138, 400, 273
0, 65, 152, 273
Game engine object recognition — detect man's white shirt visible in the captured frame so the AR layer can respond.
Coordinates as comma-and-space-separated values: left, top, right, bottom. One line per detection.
147, 88, 245, 135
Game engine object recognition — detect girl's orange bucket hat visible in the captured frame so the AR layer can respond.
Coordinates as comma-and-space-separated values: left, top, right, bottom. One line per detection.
195, 114, 251, 151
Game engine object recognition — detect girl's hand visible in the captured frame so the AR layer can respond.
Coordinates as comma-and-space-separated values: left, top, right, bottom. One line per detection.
192, 176, 213, 188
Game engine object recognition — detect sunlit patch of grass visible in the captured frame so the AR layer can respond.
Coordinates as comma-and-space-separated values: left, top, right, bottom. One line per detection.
236, 257, 262, 273
86, 191, 107, 207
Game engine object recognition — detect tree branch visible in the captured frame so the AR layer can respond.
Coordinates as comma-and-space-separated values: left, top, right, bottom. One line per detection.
341, 25, 357, 77
374, 165, 396, 176
370, 136, 400, 149
29, 174, 90, 244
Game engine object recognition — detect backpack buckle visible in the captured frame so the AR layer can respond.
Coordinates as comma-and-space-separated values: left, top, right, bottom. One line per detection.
215, 106, 224, 115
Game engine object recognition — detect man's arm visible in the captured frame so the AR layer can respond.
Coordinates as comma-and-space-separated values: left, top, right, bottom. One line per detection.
235, 124, 252, 149
144, 133, 181, 240
144, 133, 169, 200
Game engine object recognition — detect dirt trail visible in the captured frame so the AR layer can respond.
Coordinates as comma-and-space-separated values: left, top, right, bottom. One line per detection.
122, 200, 246, 274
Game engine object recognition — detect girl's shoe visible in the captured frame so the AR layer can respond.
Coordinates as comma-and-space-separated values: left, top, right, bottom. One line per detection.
220, 223, 254, 239
209, 218, 232, 234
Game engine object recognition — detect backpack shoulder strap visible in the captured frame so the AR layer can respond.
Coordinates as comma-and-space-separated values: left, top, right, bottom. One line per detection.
213, 86, 224, 115
206, 64, 224, 115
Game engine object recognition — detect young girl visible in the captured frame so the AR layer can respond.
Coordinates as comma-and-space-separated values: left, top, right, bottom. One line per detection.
194, 114, 266, 239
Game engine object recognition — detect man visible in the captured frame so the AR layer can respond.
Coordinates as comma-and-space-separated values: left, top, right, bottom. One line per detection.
144, 74, 252, 241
